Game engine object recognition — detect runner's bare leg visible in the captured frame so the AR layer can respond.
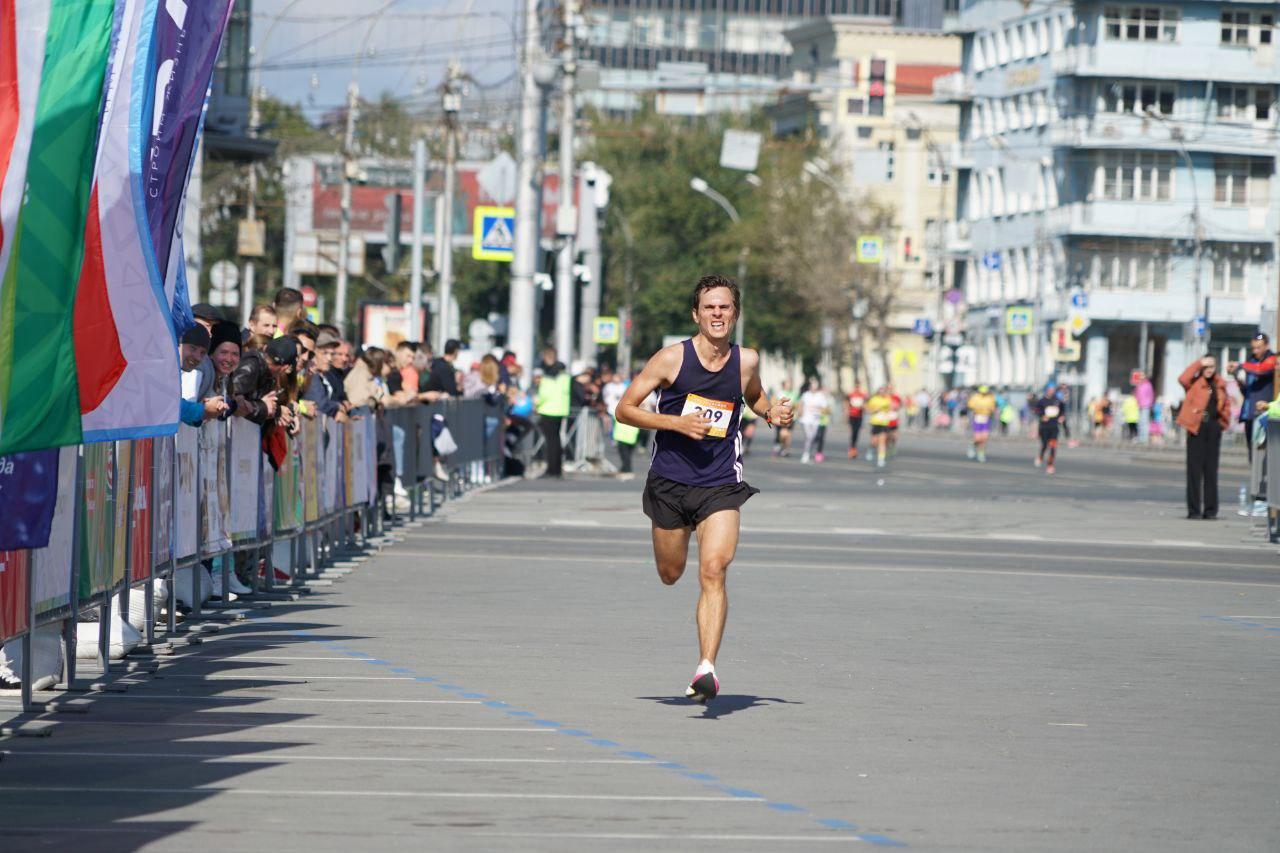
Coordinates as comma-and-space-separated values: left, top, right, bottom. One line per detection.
693, 509, 740, 664
651, 525, 692, 585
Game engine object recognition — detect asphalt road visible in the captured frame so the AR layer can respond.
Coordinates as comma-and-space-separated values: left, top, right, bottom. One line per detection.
1, 427, 1277, 852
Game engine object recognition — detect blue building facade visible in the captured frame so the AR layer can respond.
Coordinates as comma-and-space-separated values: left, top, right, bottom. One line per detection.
940, 0, 1278, 403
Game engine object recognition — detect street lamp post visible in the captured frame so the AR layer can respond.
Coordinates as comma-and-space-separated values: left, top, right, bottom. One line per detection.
689, 177, 746, 348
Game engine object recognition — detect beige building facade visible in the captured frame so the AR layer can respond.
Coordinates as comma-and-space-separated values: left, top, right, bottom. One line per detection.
772, 16, 961, 393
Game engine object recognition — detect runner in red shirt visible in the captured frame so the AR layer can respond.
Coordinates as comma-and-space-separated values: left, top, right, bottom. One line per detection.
846, 385, 867, 458
886, 384, 903, 459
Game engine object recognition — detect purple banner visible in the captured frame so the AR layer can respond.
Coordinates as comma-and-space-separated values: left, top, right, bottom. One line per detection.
0, 450, 61, 550
142, 0, 235, 282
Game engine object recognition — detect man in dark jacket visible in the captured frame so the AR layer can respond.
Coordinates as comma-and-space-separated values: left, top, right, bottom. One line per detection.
425, 338, 461, 397
231, 336, 296, 425
1228, 332, 1276, 462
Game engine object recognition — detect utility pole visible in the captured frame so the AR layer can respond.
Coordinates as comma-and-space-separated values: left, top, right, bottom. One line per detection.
335, 81, 358, 334
438, 61, 464, 354
243, 146, 258, 327
509, 0, 543, 375
409, 138, 426, 341
554, 0, 580, 367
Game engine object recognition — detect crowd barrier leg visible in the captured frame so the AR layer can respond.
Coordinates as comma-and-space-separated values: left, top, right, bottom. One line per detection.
97, 599, 111, 677
143, 581, 155, 649
166, 572, 178, 636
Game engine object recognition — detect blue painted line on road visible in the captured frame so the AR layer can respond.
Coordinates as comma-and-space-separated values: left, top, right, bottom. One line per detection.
283, 628, 902, 845
1206, 615, 1280, 636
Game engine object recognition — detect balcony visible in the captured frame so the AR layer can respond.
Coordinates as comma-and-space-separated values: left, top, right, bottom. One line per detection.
1050, 113, 1280, 157
933, 71, 973, 103
945, 220, 972, 254
1052, 42, 1280, 85
1046, 200, 1275, 243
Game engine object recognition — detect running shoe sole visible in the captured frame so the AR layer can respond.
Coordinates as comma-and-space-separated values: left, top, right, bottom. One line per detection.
685, 672, 720, 705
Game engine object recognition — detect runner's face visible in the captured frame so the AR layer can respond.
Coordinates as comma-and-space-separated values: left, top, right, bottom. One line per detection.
692, 287, 736, 342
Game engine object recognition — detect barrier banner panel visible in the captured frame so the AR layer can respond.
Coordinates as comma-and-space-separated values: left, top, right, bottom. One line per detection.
199, 422, 231, 557
111, 442, 132, 587
274, 433, 301, 533
302, 419, 320, 523
342, 422, 354, 508
0, 449, 60, 550
349, 418, 368, 509
80, 443, 117, 599
33, 446, 77, 619
0, 551, 30, 643
257, 450, 273, 540
322, 420, 338, 514
153, 436, 175, 567
130, 439, 154, 580
175, 425, 199, 560
365, 416, 378, 505
229, 418, 260, 543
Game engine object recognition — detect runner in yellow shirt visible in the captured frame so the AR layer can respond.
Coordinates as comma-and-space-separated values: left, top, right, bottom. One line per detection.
866, 388, 895, 469
966, 385, 997, 463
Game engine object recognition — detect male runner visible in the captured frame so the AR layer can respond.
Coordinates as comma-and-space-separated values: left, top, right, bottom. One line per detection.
615, 274, 794, 704
865, 387, 893, 468
1034, 384, 1065, 474
966, 384, 997, 462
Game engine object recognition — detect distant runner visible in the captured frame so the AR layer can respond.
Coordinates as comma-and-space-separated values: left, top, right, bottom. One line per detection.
846, 384, 867, 459
615, 274, 794, 705
966, 384, 997, 462
1034, 384, 1065, 474
866, 386, 894, 469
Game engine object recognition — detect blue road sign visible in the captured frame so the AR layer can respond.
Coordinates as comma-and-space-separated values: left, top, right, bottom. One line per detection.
982, 251, 1002, 271
1194, 315, 1208, 338
1070, 290, 1087, 309
912, 318, 933, 337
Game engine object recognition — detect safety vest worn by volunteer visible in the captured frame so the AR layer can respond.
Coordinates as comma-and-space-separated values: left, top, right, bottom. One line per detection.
535, 372, 571, 418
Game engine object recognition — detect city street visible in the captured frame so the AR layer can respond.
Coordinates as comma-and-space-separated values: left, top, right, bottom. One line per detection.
2, 429, 1278, 852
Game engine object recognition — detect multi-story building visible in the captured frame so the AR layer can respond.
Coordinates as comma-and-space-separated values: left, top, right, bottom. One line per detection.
938, 0, 1278, 404
771, 16, 962, 392
575, 0, 957, 114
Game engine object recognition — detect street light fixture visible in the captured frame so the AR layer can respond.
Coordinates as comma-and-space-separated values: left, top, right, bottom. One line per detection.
689, 176, 746, 347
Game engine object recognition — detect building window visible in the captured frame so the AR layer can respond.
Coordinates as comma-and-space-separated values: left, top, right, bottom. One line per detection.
880, 140, 896, 181
1221, 9, 1274, 45
1217, 85, 1273, 122
1101, 80, 1175, 115
905, 126, 921, 140
1104, 6, 1179, 42
848, 98, 864, 114
1213, 250, 1247, 295
1095, 152, 1175, 201
1081, 241, 1171, 291
1214, 157, 1269, 207
927, 148, 948, 185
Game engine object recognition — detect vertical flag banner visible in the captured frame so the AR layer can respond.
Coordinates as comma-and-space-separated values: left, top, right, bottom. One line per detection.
33, 445, 76, 618
0, 448, 59, 549
0, 0, 116, 454
110, 439, 131, 585
79, 0, 235, 441
129, 437, 153, 580
80, 441, 116, 598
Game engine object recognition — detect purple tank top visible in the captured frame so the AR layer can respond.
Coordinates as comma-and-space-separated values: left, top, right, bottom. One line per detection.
650, 339, 745, 487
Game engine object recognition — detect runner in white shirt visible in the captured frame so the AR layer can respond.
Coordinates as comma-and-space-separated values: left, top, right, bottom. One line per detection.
798, 377, 830, 464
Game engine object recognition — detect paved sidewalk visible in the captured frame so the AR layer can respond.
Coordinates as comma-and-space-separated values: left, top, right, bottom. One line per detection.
1, 430, 1277, 851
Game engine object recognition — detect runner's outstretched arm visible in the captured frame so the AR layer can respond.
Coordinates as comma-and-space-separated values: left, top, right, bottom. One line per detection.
616, 345, 711, 440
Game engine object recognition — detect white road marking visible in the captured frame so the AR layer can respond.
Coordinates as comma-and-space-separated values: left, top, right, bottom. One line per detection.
988, 533, 1044, 541
80, 694, 482, 705
153, 674, 418, 681
1047, 723, 1088, 727
833, 527, 886, 535
550, 519, 601, 527
0, 785, 761, 803
1, 750, 654, 765
473, 833, 866, 843
37, 721, 555, 733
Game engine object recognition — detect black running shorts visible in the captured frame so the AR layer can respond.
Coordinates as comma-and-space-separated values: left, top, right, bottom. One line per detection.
642, 473, 760, 530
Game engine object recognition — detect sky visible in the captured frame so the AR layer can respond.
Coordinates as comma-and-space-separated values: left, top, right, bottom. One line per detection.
253, 0, 521, 122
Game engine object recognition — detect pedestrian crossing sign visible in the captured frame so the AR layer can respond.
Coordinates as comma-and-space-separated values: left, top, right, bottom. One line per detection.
593, 316, 620, 345
472, 205, 516, 261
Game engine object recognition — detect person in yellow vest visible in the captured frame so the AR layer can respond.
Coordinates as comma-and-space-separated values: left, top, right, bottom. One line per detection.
534, 347, 571, 478
966, 385, 997, 463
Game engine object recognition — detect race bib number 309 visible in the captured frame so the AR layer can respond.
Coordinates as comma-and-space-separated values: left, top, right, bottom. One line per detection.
681, 393, 734, 438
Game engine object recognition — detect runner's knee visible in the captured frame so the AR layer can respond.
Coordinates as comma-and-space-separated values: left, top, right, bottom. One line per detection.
699, 556, 729, 585
656, 558, 686, 585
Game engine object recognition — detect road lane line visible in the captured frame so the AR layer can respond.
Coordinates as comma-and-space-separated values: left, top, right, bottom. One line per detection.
0, 750, 657, 765
0, 785, 761, 803
471, 832, 868, 843
70, 694, 483, 705
33, 721, 558, 732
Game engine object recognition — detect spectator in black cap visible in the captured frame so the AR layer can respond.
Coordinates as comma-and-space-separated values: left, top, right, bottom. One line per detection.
304, 329, 349, 421
425, 338, 461, 397
178, 326, 226, 425
230, 333, 294, 425
190, 303, 223, 333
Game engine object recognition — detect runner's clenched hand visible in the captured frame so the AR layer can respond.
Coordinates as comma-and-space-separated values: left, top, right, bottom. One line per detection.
771, 396, 795, 428
676, 411, 712, 441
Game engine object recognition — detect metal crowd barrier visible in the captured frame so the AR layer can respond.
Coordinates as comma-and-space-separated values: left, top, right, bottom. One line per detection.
0, 398, 506, 717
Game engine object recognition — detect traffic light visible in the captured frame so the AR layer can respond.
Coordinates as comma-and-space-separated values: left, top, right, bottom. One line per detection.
382, 192, 402, 272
